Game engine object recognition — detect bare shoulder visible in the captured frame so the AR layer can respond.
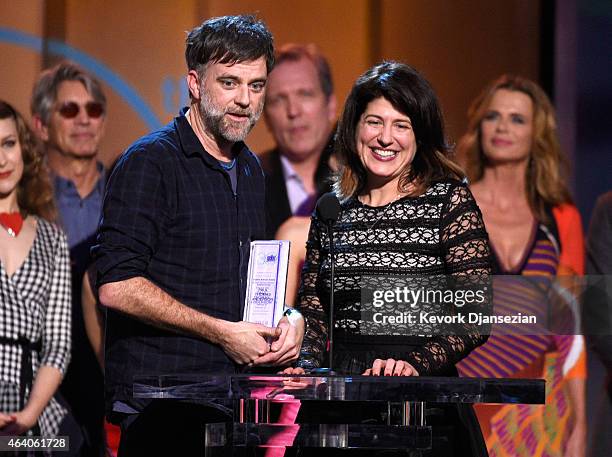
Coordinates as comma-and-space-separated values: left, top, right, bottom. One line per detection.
275, 216, 311, 241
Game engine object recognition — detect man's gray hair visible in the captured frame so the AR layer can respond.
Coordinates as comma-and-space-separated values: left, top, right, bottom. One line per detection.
31, 61, 106, 124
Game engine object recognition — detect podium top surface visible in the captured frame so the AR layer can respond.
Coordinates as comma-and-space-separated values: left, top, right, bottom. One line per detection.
133, 374, 544, 404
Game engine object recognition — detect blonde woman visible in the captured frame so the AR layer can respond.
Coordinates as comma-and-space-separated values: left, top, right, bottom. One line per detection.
455, 76, 586, 457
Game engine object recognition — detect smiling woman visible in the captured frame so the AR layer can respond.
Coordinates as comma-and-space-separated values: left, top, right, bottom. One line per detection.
479, 89, 534, 165
0, 101, 76, 451
355, 97, 417, 194
456, 75, 586, 457
333, 61, 464, 204
283, 62, 493, 456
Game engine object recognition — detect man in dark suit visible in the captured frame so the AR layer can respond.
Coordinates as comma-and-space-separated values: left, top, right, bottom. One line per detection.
586, 191, 612, 376
260, 44, 337, 238
584, 191, 612, 457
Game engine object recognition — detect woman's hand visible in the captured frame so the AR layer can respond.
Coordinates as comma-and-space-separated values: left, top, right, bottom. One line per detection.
362, 358, 419, 376
278, 366, 308, 390
1, 366, 63, 436
0, 409, 37, 436
279, 367, 305, 375
0, 413, 16, 432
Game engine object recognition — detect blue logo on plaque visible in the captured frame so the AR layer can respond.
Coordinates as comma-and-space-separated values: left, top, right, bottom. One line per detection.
257, 253, 277, 264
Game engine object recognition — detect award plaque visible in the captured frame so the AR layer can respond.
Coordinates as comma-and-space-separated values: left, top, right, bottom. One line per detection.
243, 240, 290, 327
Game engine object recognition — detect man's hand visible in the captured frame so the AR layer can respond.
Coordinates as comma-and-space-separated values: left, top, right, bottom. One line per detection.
252, 316, 305, 366
219, 321, 281, 365
362, 358, 419, 376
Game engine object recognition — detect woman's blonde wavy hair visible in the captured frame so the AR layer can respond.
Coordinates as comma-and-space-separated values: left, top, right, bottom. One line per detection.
456, 75, 572, 222
0, 100, 56, 221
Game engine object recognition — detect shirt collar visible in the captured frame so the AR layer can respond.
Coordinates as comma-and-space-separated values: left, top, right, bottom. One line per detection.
53, 161, 106, 196
280, 155, 301, 182
175, 107, 249, 169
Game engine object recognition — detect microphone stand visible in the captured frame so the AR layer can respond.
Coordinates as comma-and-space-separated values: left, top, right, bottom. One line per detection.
311, 192, 340, 377
311, 220, 336, 376
327, 220, 335, 374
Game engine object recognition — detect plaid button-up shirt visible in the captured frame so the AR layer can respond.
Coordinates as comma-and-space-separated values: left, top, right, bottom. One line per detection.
92, 110, 266, 412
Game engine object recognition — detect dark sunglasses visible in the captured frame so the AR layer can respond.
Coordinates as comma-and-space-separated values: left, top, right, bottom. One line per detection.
57, 101, 105, 119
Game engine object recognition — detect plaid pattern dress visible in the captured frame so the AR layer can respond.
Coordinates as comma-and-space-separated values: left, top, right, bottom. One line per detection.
0, 217, 71, 438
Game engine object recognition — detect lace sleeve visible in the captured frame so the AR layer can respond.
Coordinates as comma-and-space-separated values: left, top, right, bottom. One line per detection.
405, 183, 493, 375
295, 215, 328, 369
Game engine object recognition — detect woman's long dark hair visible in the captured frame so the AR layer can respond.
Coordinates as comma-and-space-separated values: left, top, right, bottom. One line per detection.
334, 61, 463, 200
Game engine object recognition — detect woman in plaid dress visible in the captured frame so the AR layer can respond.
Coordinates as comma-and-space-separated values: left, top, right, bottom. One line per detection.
0, 100, 71, 443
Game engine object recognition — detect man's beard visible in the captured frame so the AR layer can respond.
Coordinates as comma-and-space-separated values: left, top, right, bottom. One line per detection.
199, 90, 263, 143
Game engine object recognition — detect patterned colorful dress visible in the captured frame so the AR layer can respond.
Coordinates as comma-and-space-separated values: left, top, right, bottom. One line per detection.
456, 204, 586, 457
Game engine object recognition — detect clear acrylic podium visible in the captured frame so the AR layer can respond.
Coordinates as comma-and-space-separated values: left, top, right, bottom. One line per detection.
134, 374, 544, 454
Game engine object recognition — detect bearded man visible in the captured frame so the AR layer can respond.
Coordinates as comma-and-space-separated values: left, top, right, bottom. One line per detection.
92, 15, 304, 456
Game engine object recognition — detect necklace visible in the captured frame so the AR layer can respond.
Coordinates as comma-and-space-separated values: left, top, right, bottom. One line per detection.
0, 212, 24, 237
219, 158, 236, 170
363, 194, 402, 232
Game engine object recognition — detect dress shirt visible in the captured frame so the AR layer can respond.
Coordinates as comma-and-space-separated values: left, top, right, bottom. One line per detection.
92, 110, 266, 412
53, 162, 106, 250
279, 155, 311, 215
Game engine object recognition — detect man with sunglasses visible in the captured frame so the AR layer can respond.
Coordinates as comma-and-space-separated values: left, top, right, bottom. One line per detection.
31, 61, 107, 457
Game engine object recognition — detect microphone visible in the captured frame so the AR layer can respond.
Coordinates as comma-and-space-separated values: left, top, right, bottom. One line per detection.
316, 192, 341, 225
314, 192, 341, 375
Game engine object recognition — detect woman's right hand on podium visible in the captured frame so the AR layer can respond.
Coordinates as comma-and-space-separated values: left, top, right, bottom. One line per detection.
279, 367, 305, 375
362, 358, 419, 376
278, 367, 309, 390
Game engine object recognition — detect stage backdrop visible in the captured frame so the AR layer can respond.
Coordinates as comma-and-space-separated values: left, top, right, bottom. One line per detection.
1, 0, 541, 167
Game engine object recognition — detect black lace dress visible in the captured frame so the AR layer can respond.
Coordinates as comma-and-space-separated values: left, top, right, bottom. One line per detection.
295, 179, 492, 456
